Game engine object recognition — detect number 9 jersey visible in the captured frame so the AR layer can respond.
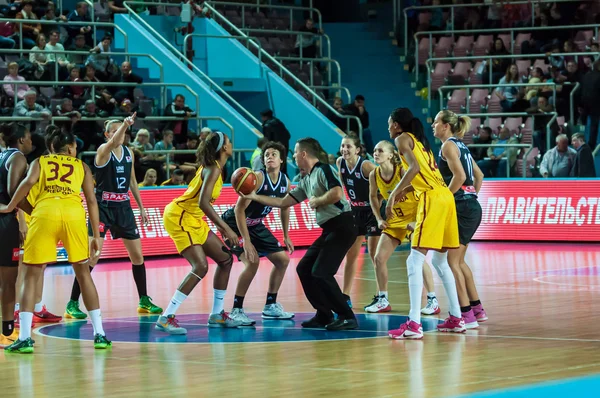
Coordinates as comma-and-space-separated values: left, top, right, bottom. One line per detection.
374, 163, 418, 242
24, 154, 88, 265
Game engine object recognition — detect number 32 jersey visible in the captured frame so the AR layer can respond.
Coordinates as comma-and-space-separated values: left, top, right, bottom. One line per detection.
374, 164, 418, 228
94, 145, 133, 207
36, 154, 85, 208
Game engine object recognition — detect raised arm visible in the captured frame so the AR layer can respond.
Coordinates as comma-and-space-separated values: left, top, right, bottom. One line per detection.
441, 141, 466, 194
95, 113, 136, 167
242, 190, 299, 209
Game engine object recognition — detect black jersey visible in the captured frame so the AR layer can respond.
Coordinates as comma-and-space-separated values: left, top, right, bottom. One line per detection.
438, 137, 477, 200
0, 149, 20, 206
244, 170, 288, 224
340, 156, 370, 208
94, 145, 133, 207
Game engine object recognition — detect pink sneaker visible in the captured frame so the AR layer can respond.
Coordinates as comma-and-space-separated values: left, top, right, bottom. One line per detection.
462, 309, 479, 329
388, 320, 423, 340
437, 314, 466, 333
472, 304, 488, 322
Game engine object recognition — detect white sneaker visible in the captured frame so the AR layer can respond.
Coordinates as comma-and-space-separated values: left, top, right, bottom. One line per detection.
364, 296, 392, 313
262, 303, 294, 319
421, 296, 441, 315
229, 308, 256, 326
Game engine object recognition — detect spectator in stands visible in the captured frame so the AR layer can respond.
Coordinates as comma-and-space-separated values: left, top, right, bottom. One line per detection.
261, 109, 290, 172
41, 2, 67, 38
82, 64, 103, 97
139, 169, 158, 187
479, 127, 519, 178
46, 30, 73, 79
485, 0, 502, 29
54, 98, 81, 128
472, 127, 492, 163
522, 10, 554, 54
164, 94, 197, 145
250, 137, 268, 171
108, 0, 128, 15
540, 134, 576, 178
589, 43, 600, 63
67, 34, 91, 66
326, 97, 350, 132
88, 35, 116, 81
199, 127, 211, 141
0, 20, 16, 49
3, 62, 30, 102
14, 90, 51, 122
570, 133, 596, 178
486, 38, 511, 85
554, 60, 583, 118
495, 64, 521, 112
73, 100, 105, 150
581, 60, 600, 150
154, 129, 176, 171
62, 66, 85, 106
114, 98, 144, 118
109, 61, 143, 103
15, 0, 41, 49
160, 169, 186, 186
525, 67, 544, 103
295, 18, 322, 59
527, 96, 557, 154
66, 1, 92, 47
29, 33, 49, 79
175, 133, 199, 183
428, 0, 444, 31
343, 95, 372, 152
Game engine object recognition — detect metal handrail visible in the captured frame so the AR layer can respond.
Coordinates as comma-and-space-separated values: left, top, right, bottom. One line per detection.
466, 143, 533, 177
83, 0, 95, 46
308, 86, 353, 105
239, 28, 332, 61
5, 81, 200, 120
400, 0, 593, 52
569, 82, 581, 126
202, 2, 363, 142
182, 33, 263, 76
122, 1, 262, 136
2, 17, 129, 53
413, 24, 600, 76
211, 1, 322, 29
438, 83, 558, 114
273, 56, 341, 88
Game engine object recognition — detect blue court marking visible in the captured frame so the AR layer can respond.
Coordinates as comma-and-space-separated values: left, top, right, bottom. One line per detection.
455, 374, 600, 398
36, 313, 441, 344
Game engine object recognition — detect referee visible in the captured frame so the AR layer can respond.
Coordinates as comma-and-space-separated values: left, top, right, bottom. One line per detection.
242, 137, 358, 330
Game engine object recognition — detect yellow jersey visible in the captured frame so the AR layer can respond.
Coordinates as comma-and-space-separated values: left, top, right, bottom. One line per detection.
400, 132, 448, 196
36, 154, 84, 208
375, 164, 418, 220
173, 162, 223, 219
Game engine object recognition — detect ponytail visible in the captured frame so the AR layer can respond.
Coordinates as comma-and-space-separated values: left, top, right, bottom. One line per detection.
197, 131, 228, 167
45, 125, 76, 154
389, 108, 431, 153
454, 115, 472, 140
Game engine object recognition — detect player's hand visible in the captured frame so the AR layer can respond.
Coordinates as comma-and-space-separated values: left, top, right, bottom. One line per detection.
407, 222, 416, 232
222, 226, 239, 248
284, 236, 294, 254
124, 112, 137, 126
90, 238, 101, 262
377, 219, 389, 230
243, 241, 259, 264
308, 196, 321, 209
239, 190, 258, 201
19, 221, 28, 245
140, 208, 149, 226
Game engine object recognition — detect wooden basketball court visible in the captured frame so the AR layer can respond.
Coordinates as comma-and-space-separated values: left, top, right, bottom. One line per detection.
1, 241, 599, 397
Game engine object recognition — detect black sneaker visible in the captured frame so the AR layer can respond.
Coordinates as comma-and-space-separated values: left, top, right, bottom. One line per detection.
325, 318, 358, 331
301, 316, 330, 328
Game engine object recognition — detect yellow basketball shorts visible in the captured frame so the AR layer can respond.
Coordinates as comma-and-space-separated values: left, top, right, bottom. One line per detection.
163, 202, 211, 254
411, 188, 460, 251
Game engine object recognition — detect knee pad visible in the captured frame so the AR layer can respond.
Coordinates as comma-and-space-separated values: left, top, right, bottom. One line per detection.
406, 249, 425, 277
431, 251, 449, 277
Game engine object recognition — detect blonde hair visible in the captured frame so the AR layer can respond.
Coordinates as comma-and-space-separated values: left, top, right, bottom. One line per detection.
144, 168, 157, 179
104, 119, 122, 133
7, 62, 18, 70
377, 140, 401, 165
439, 110, 472, 139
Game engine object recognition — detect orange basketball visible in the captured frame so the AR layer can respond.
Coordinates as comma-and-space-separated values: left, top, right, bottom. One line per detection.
231, 167, 257, 195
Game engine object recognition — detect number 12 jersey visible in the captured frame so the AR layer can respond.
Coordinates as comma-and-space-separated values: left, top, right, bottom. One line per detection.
95, 145, 133, 207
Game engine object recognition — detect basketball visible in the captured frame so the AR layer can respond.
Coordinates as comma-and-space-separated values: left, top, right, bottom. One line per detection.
231, 167, 257, 195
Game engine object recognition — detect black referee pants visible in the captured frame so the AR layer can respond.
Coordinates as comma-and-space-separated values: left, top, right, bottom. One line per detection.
296, 212, 357, 321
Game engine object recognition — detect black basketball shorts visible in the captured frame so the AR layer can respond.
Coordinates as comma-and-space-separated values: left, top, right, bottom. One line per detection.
221, 209, 285, 260
352, 207, 381, 237
88, 203, 140, 240
0, 213, 20, 267
456, 198, 483, 246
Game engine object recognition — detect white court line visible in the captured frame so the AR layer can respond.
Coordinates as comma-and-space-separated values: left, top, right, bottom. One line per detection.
533, 276, 600, 288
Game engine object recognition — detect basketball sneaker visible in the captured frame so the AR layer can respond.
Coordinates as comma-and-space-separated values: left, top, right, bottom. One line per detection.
208, 310, 242, 328
262, 303, 294, 320
472, 304, 488, 322
155, 315, 187, 335
325, 318, 358, 331
137, 296, 163, 314
363, 295, 380, 311
364, 296, 391, 313
421, 296, 441, 315
94, 334, 112, 349
33, 306, 62, 323
229, 308, 256, 326
388, 320, 423, 340
437, 314, 467, 333
0, 329, 19, 348
64, 300, 87, 320
4, 337, 34, 353
14, 311, 36, 328
462, 310, 479, 329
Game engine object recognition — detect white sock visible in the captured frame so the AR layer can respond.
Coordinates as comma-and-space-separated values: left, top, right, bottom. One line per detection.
163, 290, 188, 317
14, 303, 19, 311
378, 291, 388, 299
212, 289, 226, 314
89, 309, 105, 336
431, 251, 461, 318
34, 302, 43, 313
427, 292, 436, 299
19, 312, 33, 340
407, 250, 426, 324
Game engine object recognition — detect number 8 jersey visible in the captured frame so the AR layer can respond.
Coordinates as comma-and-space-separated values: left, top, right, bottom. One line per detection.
36, 154, 85, 207
94, 145, 133, 207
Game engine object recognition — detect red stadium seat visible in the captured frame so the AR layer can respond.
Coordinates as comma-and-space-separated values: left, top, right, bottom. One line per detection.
431, 62, 452, 93
472, 35, 493, 57
447, 89, 467, 113
434, 37, 453, 58
454, 36, 474, 57
469, 89, 488, 112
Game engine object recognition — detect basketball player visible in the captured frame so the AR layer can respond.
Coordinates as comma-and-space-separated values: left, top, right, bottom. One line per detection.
336, 135, 379, 309
0, 123, 32, 347
1, 125, 111, 352
433, 110, 487, 327
386, 108, 464, 340
242, 138, 358, 331
155, 131, 242, 334
224, 141, 294, 326
65, 115, 162, 320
